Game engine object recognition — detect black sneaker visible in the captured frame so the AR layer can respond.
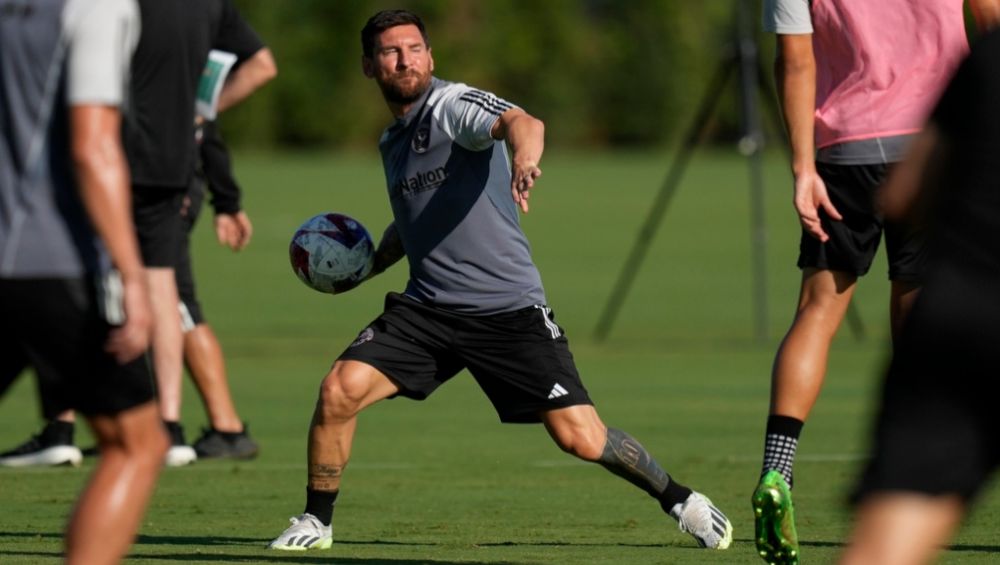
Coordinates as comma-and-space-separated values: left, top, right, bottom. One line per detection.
192, 424, 259, 460
164, 421, 197, 467
0, 421, 82, 468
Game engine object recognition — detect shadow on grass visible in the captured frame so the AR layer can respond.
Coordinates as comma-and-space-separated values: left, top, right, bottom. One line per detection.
0, 553, 527, 565
735, 536, 1000, 554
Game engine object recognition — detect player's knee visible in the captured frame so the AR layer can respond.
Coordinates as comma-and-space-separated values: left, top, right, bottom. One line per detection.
551, 425, 605, 461
317, 369, 368, 419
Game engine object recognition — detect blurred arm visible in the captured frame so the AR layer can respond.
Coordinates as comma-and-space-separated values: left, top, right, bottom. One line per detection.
367, 222, 405, 279
970, 0, 1000, 31
878, 124, 944, 222
491, 108, 545, 213
775, 33, 842, 241
70, 105, 152, 362
217, 47, 277, 113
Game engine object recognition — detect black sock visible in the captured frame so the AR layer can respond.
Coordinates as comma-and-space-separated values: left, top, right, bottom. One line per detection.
659, 480, 693, 516
43, 420, 75, 445
761, 415, 804, 488
304, 488, 338, 526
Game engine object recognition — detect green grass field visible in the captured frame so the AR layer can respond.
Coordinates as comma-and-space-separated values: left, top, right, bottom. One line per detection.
1, 150, 997, 564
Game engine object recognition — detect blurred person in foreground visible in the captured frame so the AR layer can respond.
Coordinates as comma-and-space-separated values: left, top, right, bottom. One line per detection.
267, 9, 733, 552
752, 1, 999, 563
0, 0, 275, 468
0, 0, 168, 563
839, 28, 1000, 565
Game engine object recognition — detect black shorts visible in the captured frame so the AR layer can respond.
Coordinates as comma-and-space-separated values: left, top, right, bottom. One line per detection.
0, 278, 156, 418
852, 269, 1000, 502
176, 180, 206, 330
797, 162, 924, 282
338, 293, 593, 423
133, 184, 185, 268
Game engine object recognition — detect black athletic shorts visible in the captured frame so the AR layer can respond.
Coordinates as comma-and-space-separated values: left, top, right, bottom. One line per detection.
0, 278, 156, 418
797, 162, 924, 282
176, 180, 206, 330
133, 184, 185, 268
338, 293, 593, 423
852, 269, 1000, 502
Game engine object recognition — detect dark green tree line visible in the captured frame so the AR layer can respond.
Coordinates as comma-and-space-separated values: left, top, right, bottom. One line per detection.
224, 0, 764, 149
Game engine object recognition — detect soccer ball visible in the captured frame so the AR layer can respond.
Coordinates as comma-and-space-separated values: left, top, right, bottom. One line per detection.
289, 212, 375, 294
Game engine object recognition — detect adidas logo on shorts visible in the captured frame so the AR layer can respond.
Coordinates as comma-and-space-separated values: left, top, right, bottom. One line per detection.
547, 383, 569, 399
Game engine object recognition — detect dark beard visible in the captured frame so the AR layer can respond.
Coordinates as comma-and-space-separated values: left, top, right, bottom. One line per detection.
378, 72, 431, 105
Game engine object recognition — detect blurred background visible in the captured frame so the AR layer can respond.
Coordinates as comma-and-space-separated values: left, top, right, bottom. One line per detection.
225, 0, 774, 150
2, 2, 999, 563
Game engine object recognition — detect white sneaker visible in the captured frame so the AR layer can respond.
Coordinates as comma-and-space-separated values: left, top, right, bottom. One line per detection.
670, 491, 733, 549
268, 513, 333, 551
0, 444, 82, 468
163, 422, 197, 467
165, 445, 197, 467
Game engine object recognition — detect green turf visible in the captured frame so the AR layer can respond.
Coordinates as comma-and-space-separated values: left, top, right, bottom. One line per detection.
1, 150, 997, 564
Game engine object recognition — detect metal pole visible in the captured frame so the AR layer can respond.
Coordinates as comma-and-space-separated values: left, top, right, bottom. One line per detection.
592, 58, 735, 342
736, 0, 769, 342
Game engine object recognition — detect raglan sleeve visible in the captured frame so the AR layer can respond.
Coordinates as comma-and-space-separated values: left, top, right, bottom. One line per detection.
213, 0, 265, 63
762, 0, 812, 34
64, 0, 140, 107
434, 83, 519, 151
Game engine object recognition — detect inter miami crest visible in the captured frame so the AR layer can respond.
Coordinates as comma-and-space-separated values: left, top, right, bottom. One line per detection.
411, 121, 430, 153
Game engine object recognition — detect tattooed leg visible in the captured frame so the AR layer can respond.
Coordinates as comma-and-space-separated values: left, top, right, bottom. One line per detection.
597, 427, 692, 510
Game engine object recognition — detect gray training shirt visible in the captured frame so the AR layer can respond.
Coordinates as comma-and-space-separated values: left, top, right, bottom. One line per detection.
379, 77, 546, 315
0, 0, 138, 278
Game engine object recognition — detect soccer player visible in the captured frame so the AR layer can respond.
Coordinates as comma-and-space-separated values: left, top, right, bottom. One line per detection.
268, 9, 733, 552
122, 0, 275, 465
753, 1, 999, 563
0, 0, 168, 563
181, 120, 259, 459
839, 28, 1000, 565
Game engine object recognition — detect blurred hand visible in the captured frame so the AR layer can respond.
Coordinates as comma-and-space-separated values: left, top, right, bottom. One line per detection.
793, 167, 841, 242
215, 211, 253, 251
104, 274, 152, 363
511, 160, 542, 213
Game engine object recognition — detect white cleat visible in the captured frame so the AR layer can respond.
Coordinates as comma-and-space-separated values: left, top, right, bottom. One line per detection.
0, 445, 82, 468
670, 491, 733, 549
268, 513, 333, 551
164, 445, 197, 467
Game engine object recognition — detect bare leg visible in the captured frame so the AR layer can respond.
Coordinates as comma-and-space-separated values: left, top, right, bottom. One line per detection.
770, 268, 858, 420
541, 405, 732, 549
184, 323, 241, 432
839, 494, 964, 565
540, 404, 607, 461
308, 360, 399, 492
146, 267, 184, 422
64, 401, 168, 565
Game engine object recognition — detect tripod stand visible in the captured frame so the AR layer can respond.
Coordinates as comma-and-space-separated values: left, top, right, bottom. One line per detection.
592, 0, 866, 343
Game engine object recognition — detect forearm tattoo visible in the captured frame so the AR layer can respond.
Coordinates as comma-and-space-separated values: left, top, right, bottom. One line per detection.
597, 427, 670, 498
309, 463, 347, 492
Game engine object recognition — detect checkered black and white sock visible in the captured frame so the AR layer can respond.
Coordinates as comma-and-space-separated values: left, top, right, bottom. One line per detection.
760, 415, 803, 488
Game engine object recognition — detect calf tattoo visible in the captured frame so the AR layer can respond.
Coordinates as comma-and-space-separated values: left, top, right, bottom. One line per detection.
309, 463, 346, 491
597, 427, 670, 497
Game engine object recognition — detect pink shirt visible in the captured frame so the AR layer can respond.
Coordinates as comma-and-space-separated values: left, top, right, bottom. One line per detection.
810, 0, 969, 148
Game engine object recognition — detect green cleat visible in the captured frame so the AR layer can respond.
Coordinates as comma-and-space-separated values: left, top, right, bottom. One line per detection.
752, 470, 799, 564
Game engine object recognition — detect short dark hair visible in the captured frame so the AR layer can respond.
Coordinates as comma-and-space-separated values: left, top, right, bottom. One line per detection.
361, 10, 430, 57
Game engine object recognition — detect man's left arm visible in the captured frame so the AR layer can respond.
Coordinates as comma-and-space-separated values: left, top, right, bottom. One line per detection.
217, 47, 277, 113
491, 109, 545, 213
